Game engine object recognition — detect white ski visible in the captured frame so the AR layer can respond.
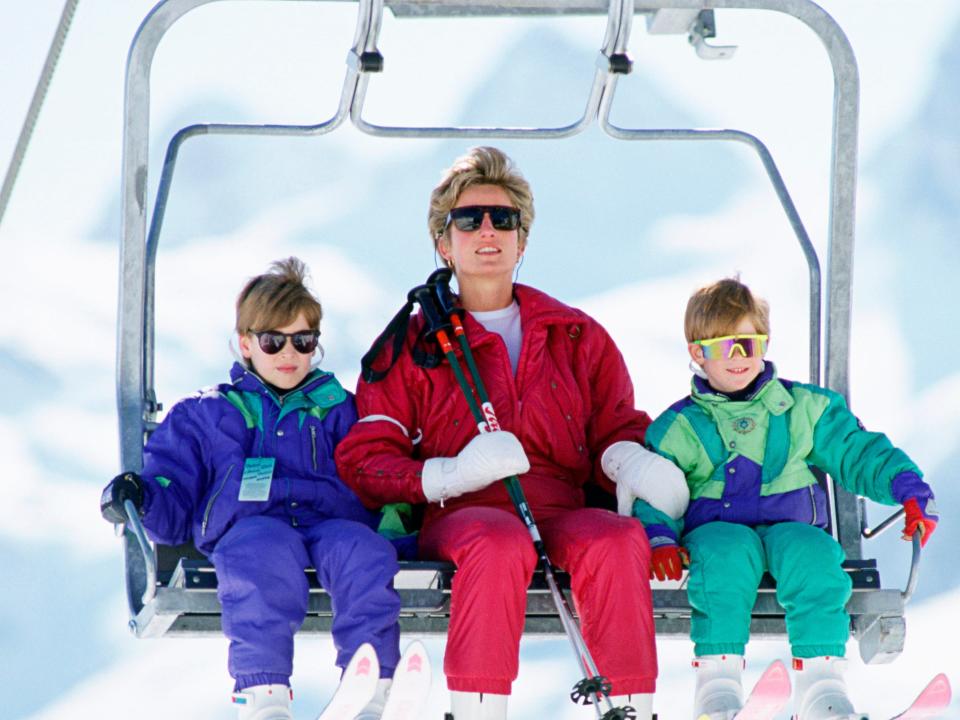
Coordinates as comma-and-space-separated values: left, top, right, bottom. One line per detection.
382, 640, 433, 720
317, 642, 380, 720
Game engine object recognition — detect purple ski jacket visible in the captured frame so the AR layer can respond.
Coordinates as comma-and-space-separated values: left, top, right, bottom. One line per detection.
139, 362, 374, 555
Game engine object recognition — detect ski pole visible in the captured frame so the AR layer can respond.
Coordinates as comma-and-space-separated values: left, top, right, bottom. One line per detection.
416, 274, 634, 720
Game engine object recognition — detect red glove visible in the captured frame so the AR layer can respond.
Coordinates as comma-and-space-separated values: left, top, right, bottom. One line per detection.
902, 497, 938, 547
650, 545, 690, 581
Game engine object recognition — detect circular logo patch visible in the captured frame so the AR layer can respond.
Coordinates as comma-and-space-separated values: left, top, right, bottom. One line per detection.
732, 417, 756, 435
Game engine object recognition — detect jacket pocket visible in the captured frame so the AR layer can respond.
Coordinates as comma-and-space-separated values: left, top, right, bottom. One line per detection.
202, 464, 234, 537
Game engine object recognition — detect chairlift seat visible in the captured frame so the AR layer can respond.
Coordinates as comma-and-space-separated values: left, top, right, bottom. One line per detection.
127, 539, 906, 665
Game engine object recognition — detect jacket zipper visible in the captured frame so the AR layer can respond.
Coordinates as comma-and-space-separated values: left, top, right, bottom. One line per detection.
202, 464, 234, 536
310, 426, 318, 471
808, 484, 818, 525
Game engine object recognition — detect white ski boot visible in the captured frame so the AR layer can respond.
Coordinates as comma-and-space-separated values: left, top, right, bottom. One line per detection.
231, 684, 294, 720
448, 691, 508, 720
353, 678, 392, 720
792, 657, 866, 720
692, 654, 744, 720
610, 693, 654, 720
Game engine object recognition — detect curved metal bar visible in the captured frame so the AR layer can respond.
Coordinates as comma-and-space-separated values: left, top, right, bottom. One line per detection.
348, 0, 627, 138
121, 0, 374, 474
861, 509, 921, 603
902, 532, 921, 604
142, 111, 359, 397
600, 122, 823, 383
861, 506, 905, 540
124, 499, 158, 607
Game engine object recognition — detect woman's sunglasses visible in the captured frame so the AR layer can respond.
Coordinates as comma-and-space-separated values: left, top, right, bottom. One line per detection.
447, 205, 521, 232
694, 334, 769, 360
250, 329, 320, 355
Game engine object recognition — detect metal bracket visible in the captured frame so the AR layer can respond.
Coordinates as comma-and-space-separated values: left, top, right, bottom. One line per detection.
854, 613, 905, 665
688, 10, 737, 60
607, 51, 633, 75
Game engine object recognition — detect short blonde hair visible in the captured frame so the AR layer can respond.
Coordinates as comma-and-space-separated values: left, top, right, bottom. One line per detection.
427, 146, 535, 264
235, 257, 322, 334
684, 277, 770, 342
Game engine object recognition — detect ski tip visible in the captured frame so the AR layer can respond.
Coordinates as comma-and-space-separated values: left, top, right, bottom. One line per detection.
400, 639, 431, 675
766, 659, 789, 680
926, 673, 952, 702
346, 642, 380, 679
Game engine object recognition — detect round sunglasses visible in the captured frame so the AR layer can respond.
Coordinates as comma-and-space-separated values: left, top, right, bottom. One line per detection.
250, 329, 320, 355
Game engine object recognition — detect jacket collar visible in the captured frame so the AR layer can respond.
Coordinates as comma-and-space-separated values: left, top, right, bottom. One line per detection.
691, 362, 794, 415
229, 361, 343, 406
455, 283, 583, 340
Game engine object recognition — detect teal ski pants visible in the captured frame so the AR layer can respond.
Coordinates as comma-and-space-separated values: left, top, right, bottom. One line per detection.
684, 521, 851, 658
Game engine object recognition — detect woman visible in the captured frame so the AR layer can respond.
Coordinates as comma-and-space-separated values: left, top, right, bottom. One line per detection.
335, 147, 688, 720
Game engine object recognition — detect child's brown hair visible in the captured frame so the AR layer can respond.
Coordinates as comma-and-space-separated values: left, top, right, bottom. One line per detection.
235, 257, 322, 334
684, 277, 770, 342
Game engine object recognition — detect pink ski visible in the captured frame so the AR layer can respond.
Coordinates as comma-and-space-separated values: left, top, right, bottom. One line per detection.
734, 660, 792, 720
890, 673, 952, 720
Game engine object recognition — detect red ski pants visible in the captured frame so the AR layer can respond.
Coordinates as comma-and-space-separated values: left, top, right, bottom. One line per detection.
419, 505, 657, 695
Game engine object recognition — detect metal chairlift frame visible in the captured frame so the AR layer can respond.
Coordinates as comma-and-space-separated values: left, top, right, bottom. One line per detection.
116, 0, 918, 663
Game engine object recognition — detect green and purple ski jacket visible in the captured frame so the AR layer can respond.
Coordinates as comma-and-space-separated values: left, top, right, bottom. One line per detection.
637, 363, 922, 542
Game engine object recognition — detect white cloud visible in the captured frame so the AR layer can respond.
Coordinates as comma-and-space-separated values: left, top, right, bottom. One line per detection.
0, 416, 115, 555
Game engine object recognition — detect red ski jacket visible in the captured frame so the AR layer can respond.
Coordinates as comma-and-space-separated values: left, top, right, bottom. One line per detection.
335, 284, 651, 530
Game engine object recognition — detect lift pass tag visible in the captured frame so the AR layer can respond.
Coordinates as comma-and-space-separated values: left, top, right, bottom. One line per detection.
239, 457, 275, 501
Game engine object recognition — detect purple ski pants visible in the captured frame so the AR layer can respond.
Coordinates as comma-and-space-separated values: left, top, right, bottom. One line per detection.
211, 515, 401, 690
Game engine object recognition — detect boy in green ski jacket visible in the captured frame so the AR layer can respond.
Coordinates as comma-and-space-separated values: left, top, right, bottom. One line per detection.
636, 278, 938, 720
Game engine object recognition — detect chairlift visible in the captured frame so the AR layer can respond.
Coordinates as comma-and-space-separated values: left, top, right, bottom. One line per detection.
115, 0, 920, 665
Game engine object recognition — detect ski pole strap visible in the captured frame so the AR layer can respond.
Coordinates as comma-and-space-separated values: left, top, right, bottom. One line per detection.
360, 300, 416, 383
360, 279, 456, 383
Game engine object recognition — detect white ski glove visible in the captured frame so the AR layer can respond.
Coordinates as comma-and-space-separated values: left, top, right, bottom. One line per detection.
421, 430, 531, 504
601, 440, 689, 519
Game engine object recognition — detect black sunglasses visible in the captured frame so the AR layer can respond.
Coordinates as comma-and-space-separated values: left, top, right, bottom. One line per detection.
447, 205, 521, 232
250, 329, 320, 355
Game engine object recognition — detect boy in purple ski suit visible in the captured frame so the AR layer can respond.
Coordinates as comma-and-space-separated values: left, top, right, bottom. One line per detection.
101, 258, 401, 720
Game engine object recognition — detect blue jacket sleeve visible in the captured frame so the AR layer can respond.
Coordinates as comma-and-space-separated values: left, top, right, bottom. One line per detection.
140, 399, 210, 546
